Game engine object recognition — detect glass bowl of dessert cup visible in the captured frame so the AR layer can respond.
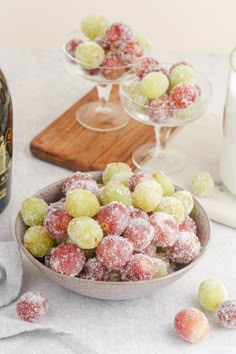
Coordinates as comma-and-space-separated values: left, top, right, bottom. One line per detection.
119, 67, 212, 174
62, 28, 149, 132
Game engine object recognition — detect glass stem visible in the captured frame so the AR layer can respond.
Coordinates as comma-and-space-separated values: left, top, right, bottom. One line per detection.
96, 84, 113, 114
154, 126, 172, 157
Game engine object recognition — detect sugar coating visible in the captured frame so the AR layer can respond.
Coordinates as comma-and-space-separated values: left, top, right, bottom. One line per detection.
170, 63, 195, 89
67, 216, 103, 249
167, 231, 201, 264
97, 235, 133, 270
174, 307, 209, 343
24, 225, 54, 258
149, 212, 178, 247
174, 190, 194, 215
134, 57, 160, 79
65, 188, 100, 218
106, 22, 133, 48
152, 257, 169, 278
191, 171, 214, 197
81, 15, 109, 40
119, 39, 144, 65
103, 162, 132, 184
155, 196, 184, 224
16, 291, 49, 322
142, 72, 169, 99
123, 217, 154, 251
100, 181, 132, 207
147, 94, 175, 124
144, 241, 157, 257
97, 202, 130, 235
101, 52, 125, 80
121, 254, 154, 281
132, 180, 163, 212
170, 83, 199, 109
179, 215, 197, 234
217, 300, 236, 328
198, 278, 228, 312
44, 203, 72, 240
50, 242, 85, 276
129, 207, 149, 220
153, 171, 175, 196
62, 172, 99, 196
110, 171, 133, 187
75, 42, 105, 69
65, 38, 83, 57
95, 36, 110, 51
128, 171, 154, 192
20, 197, 48, 227
80, 257, 110, 281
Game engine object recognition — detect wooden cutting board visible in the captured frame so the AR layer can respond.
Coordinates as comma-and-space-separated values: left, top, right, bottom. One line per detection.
30, 86, 178, 172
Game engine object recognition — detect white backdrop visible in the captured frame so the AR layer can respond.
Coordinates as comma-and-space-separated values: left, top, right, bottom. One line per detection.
1, 0, 235, 54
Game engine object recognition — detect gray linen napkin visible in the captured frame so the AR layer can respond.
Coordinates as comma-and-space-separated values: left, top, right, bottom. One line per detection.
0, 241, 23, 307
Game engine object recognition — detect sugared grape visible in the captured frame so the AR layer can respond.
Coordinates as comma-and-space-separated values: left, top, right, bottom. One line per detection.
128, 171, 154, 192
81, 15, 109, 40
121, 254, 154, 281
102, 162, 132, 184
174, 307, 209, 343
80, 257, 109, 281
129, 207, 149, 220
198, 278, 228, 312
67, 216, 103, 249
142, 72, 169, 99
110, 171, 133, 187
65, 188, 100, 218
149, 212, 178, 247
106, 22, 133, 48
24, 226, 54, 258
170, 83, 199, 109
155, 197, 184, 224
94, 36, 111, 51
50, 242, 85, 276
153, 171, 175, 196
147, 95, 175, 123
65, 38, 83, 57
132, 180, 163, 212
97, 202, 129, 235
179, 215, 197, 234
167, 231, 201, 264
101, 52, 125, 80
44, 203, 72, 240
191, 171, 214, 197
217, 300, 236, 328
170, 63, 195, 89
125, 82, 149, 109
100, 181, 132, 207
174, 190, 194, 215
123, 217, 154, 251
20, 197, 48, 226
96, 235, 133, 270
16, 291, 49, 322
119, 39, 144, 65
62, 172, 99, 196
134, 57, 160, 79
144, 241, 157, 257
75, 42, 105, 69
152, 257, 169, 278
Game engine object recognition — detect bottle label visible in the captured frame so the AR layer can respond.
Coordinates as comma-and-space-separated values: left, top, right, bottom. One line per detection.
0, 129, 11, 199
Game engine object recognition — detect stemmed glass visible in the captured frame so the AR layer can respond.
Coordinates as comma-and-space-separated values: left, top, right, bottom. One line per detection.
119, 67, 212, 173
62, 29, 148, 132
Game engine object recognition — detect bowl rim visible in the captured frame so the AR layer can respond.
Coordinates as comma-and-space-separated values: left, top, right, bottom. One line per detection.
15, 173, 211, 286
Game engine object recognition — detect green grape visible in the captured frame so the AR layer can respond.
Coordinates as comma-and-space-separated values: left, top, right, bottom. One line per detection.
153, 171, 175, 196
174, 190, 194, 215
141, 72, 169, 99
110, 172, 133, 187
101, 181, 132, 207
134, 34, 150, 52
20, 197, 48, 226
126, 82, 149, 109
75, 42, 105, 69
65, 188, 100, 218
24, 225, 54, 257
81, 15, 109, 40
155, 196, 184, 224
192, 171, 214, 197
102, 162, 132, 184
132, 180, 163, 212
170, 64, 195, 89
152, 257, 169, 278
67, 216, 103, 249
198, 278, 228, 312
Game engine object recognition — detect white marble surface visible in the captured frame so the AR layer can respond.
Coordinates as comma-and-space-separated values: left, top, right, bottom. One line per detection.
0, 50, 236, 353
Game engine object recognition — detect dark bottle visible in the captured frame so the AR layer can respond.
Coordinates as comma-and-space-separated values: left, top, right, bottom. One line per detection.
0, 68, 13, 213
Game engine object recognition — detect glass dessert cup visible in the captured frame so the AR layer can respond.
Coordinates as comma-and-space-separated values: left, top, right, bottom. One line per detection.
62, 30, 149, 132
119, 71, 212, 174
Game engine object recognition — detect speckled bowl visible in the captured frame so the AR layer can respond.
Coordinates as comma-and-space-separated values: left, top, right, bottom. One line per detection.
15, 171, 211, 300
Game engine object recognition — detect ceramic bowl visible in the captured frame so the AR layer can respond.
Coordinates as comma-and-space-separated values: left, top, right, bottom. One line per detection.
15, 171, 211, 300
